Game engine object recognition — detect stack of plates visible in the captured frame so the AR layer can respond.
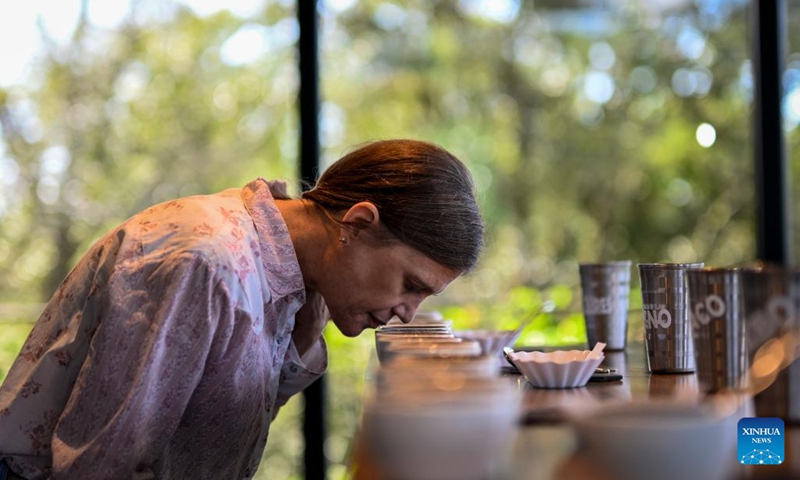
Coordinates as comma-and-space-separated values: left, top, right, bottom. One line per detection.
385, 310, 446, 326
375, 311, 460, 364
377, 324, 453, 335
375, 329, 455, 364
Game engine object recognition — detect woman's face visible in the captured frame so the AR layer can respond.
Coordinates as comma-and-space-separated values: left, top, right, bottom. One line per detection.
320, 237, 460, 337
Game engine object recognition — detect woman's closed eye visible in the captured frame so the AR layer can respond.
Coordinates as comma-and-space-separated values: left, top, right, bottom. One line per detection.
404, 278, 434, 296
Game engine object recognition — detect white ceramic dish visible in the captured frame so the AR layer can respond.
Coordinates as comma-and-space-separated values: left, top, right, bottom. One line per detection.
376, 336, 463, 364
364, 378, 522, 480
568, 396, 746, 480
375, 332, 456, 360
383, 340, 482, 360
509, 349, 604, 388
379, 354, 501, 380
376, 374, 515, 404
456, 329, 520, 356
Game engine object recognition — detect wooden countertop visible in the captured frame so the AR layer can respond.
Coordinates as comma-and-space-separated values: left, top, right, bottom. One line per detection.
350, 343, 800, 480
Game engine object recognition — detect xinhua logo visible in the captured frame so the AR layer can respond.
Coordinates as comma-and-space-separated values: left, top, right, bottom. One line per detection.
738, 417, 784, 465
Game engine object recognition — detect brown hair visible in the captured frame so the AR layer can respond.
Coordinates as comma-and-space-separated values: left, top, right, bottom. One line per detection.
302, 139, 484, 273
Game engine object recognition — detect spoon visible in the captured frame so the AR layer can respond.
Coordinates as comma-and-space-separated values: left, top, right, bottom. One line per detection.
503, 346, 519, 371
501, 302, 555, 372
509, 300, 555, 341
588, 341, 607, 360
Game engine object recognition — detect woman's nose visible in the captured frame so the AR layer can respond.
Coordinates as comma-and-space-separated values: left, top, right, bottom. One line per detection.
392, 304, 419, 324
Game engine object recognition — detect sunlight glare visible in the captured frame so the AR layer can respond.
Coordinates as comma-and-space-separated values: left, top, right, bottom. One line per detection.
0, 3, 41, 86
180, 0, 262, 18
88, 0, 130, 29
696, 122, 716, 148
786, 88, 800, 124
584, 71, 615, 104
458, 0, 520, 24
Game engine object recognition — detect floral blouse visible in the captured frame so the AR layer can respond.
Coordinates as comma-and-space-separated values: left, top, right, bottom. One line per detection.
0, 179, 327, 479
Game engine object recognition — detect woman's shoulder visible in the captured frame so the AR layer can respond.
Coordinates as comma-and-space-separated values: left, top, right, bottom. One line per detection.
112, 189, 259, 271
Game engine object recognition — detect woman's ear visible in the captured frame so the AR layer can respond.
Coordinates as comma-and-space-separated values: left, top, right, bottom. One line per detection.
340, 202, 380, 236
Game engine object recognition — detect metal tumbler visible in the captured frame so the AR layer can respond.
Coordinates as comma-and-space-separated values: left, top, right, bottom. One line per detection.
579, 261, 632, 351
686, 268, 747, 393
638, 263, 704, 373
741, 266, 800, 422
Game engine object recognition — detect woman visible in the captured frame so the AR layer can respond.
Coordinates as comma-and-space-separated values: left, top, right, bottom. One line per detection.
0, 139, 484, 479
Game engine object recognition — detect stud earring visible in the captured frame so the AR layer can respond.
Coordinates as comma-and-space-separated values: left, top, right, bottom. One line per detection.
339, 237, 348, 245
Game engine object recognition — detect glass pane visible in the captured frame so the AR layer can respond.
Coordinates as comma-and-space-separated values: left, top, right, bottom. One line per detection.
322, 0, 753, 475
788, 1, 800, 257
322, 0, 753, 338
0, 0, 304, 478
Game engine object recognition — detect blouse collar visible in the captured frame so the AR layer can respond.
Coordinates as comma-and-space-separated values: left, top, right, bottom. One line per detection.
241, 178, 306, 304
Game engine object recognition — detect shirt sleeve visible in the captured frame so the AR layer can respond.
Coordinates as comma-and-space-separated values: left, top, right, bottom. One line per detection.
49, 253, 228, 479
274, 336, 328, 414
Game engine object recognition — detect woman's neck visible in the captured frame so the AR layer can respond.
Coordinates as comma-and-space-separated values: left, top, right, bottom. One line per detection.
274, 199, 336, 291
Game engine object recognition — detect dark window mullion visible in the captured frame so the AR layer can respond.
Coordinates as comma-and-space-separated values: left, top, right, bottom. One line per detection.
298, 1, 326, 479
753, 0, 791, 264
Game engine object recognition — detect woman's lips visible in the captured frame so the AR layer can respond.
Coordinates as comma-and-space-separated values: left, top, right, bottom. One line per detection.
368, 313, 386, 328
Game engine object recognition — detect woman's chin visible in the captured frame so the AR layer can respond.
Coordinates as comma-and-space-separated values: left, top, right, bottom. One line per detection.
329, 317, 366, 338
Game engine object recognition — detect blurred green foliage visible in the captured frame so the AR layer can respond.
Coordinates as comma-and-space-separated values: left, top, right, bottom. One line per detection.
2, 0, 800, 478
